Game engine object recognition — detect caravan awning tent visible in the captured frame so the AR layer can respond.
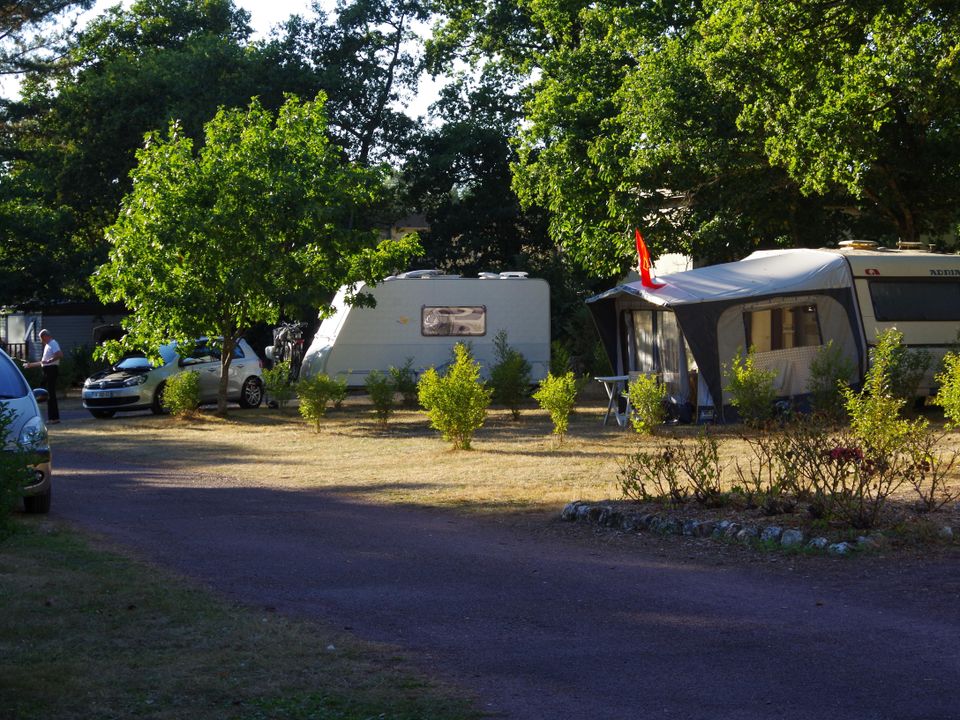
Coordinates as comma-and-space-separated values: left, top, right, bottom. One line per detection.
586, 249, 865, 419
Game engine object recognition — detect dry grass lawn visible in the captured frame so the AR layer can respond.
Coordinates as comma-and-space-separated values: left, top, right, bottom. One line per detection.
54, 397, 640, 514
52, 395, 960, 529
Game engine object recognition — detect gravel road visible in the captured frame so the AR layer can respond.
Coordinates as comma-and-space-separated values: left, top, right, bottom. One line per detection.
53, 445, 960, 720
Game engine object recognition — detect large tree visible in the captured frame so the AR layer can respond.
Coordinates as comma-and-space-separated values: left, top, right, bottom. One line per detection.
268, 0, 428, 166
698, 0, 960, 245
430, 0, 960, 276
0, 0, 301, 304
0, 0, 92, 75
93, 95, 420, 413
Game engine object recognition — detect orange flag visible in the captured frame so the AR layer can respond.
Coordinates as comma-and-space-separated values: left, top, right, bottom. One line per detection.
635, 229, 665, 289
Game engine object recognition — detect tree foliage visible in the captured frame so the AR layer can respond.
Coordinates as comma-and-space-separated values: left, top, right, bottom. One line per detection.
699, 0, 960, 244
0, 0, 307, 304
269, 0, 428, 166
0, 0, 92, 74
93, 95, 420, 412
430, 0, 960, 274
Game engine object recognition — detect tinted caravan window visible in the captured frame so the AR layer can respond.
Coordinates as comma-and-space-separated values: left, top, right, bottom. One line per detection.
868, 280, 960, 321
422, 306, 486, 336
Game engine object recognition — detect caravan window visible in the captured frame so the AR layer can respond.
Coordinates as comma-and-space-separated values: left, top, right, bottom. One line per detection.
744, 304, 821, 353
421, 306, 486, 336
868, 280, 960, 322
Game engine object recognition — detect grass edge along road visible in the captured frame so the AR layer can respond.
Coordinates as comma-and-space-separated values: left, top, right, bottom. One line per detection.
0, 519, 481, 720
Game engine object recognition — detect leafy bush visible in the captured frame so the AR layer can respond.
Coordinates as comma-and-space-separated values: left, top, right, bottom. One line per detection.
679, 431, 726, 507
417, 344, 491, 449
903, 430, 960, 512
161, 371, 200, 418
297, 374, 347, 431
807, 340, 855, 422
365, 370, 395, 425
934, 351, 960, 428
389, 358, 418, 407
723, 347, 777, 427
488, 330, 531, 420
844, 329, 927, 459
626, 373, 666, 434
884, 329, 931, 403
262, 361, 296, 410
533, 371, 578, 442
0, 406, 34, 538
619, 433, 724, 507
619, 446, 686, 505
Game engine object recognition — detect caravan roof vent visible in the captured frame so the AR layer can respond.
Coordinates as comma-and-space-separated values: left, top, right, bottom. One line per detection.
896, 240, 928, 252
478, 272, 500, 279
499, 271, 529, 279
397, 269, 443, 279
839, 240, 880, 251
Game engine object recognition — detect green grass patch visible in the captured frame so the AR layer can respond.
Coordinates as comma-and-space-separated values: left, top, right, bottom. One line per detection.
0, 520, 479, 720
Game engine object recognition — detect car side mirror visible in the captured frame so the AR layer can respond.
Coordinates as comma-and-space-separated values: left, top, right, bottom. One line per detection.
33, 388, 49, 404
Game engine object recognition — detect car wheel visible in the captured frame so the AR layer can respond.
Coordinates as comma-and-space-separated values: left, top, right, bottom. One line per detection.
89, 409, 116, 419
24, 488, 51, 514
238, 377, 263, 409
151, 382, 168, 415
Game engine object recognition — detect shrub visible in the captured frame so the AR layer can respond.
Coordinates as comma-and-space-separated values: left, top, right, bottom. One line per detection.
488, 330, 531, 420
297, 374, 347, 431
626, 373, 666, 434
533, 371, 578, 442
723, 347, 777, 427
807, 340, 855, 422
619, 446, 686, 505
161, 371, 200, 418
934, 351, 960, 428
678, 431, 726, 507
365, 370, 396, 425
262, 361, 296, 410
903, 430, 960, 512
844, 329, 927, 459
389, 358, 418, 407
417, 343, 491, 449
885, 330, 931, 404
0, 406, 34, 538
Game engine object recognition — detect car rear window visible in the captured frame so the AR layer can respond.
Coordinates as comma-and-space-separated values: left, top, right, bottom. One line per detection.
0, 353, 30, 399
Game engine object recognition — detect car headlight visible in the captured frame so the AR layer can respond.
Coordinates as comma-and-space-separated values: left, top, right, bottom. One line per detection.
19, 416, 48, 450
83, 377, 96, 388
122, 375, 148, 387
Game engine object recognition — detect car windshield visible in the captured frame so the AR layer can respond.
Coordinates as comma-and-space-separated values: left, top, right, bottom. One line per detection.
0, 353, 30, 399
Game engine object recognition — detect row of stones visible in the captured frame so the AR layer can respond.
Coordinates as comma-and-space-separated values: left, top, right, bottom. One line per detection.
560, 501, 952, 555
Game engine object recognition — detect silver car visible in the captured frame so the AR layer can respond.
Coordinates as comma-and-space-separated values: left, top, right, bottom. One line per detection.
0, 347, 52, 513
82, 338, 264, 418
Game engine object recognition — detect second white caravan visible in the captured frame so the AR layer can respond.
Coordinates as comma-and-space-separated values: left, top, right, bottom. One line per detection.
299, 271, 551, 386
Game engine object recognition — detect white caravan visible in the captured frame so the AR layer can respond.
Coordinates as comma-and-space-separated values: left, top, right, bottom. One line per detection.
300, 271, 551, 386
587, 243, 960, 422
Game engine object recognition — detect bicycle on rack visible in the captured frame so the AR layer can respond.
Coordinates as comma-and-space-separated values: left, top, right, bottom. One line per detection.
269, 321, 307, 383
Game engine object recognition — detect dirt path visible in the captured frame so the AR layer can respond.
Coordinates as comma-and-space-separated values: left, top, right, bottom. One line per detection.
54, 446, 960, 720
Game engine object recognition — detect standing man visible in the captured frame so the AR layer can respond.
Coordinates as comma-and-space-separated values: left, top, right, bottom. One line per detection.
23, 329, 62, 424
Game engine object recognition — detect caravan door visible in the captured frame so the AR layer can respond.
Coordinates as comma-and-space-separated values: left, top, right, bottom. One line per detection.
622, 309, 692, 408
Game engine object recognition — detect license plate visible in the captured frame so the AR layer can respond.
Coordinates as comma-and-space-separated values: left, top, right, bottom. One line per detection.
87, 390, 114, 399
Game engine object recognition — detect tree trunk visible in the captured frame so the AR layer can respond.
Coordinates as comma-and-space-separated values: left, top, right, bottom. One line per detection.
217, 336, 236, 415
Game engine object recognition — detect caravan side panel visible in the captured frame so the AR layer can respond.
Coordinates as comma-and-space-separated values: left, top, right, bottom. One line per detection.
302, 278, 550, 386
845, 253, 960, 394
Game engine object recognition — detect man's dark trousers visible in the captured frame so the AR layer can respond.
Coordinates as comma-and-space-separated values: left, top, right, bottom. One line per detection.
41, 364, 59, 422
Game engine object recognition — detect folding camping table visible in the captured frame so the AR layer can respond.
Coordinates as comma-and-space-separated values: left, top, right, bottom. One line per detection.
594, 374, 631, 427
